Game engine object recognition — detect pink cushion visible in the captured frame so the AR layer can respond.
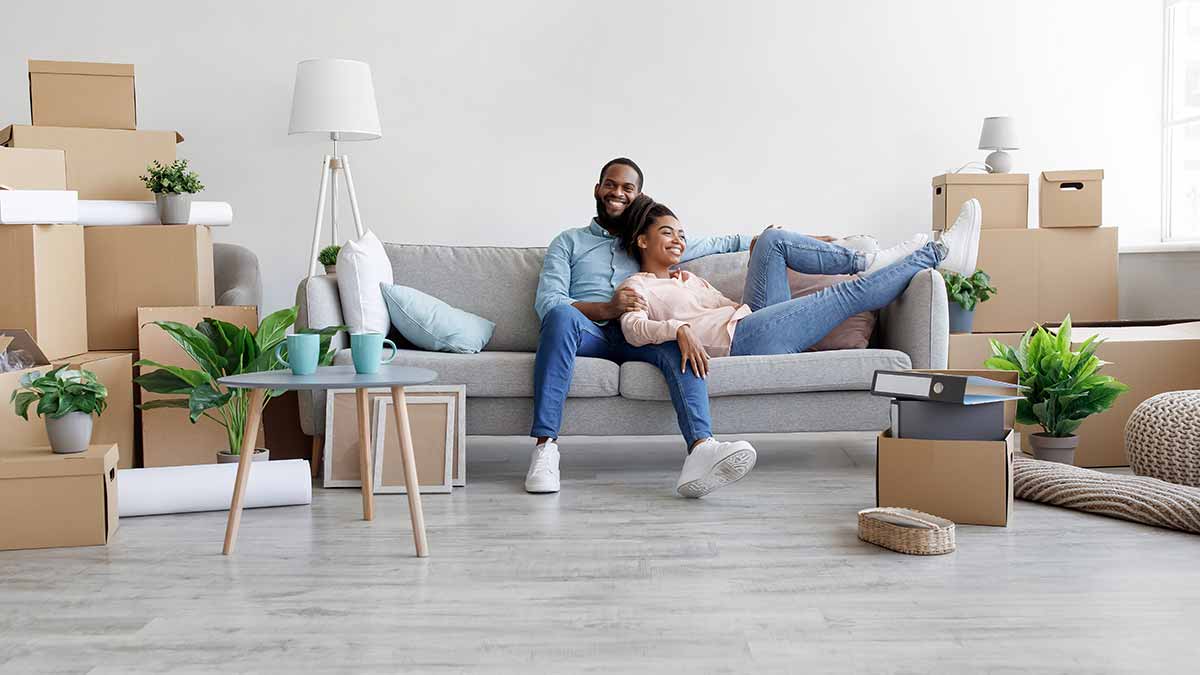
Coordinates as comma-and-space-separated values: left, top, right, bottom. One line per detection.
787, 272, 875, 351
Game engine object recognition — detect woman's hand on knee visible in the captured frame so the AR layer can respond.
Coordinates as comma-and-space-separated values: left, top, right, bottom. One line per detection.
676, 325, 710, 379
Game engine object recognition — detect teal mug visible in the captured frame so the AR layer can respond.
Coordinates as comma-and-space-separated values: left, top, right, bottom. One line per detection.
275, 333, 320, 375
350, 332, 398, 374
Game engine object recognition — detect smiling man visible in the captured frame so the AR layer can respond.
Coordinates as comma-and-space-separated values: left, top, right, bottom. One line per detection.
527, 158, 751, 496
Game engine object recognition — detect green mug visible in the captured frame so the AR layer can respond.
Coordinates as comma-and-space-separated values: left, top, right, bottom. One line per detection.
275, 333, 320, 375
350, 332, 397, 374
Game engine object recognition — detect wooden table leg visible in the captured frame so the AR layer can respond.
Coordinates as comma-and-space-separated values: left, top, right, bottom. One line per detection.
390, 386, 428, 557
223, 388, 266, 555
355, 387, 376, 521
310, 434, 323, 479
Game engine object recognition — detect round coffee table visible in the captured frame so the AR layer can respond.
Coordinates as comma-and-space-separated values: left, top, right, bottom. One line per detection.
218, 365, 437, 556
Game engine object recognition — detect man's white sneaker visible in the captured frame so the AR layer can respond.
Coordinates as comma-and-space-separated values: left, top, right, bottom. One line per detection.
675, 439, 757, 499
937, 198, 982, 276
525, 441, 560, 493
863, 233, 930, 275
835, 234, 881, 254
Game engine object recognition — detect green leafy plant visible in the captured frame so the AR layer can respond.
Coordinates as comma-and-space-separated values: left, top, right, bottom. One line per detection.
318, 245, 341, 267
140, 159, 205, 195
11, 365, 108, 420
943, 269, 997, 311
134, 307, 344, 454
985, 315, 1129, 438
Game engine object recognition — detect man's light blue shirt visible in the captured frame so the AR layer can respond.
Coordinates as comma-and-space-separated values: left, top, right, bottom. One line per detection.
534, 219, 751, 322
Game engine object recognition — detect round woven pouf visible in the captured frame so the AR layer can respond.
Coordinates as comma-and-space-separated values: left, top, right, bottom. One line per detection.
1125, 390, 1200, 487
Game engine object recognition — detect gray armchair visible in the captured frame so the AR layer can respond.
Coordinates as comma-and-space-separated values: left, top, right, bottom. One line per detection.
213, 242, 262, 311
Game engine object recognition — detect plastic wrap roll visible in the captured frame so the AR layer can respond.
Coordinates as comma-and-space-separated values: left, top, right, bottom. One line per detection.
118, 460, 312, 517
78, 200, 233, 226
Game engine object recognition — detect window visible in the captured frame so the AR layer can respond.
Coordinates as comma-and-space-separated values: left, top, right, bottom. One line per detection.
1164, 0, 1200, 240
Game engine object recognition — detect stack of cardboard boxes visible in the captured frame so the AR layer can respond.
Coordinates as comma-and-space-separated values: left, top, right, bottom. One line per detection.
0, 60, 248, 549
937, 170, 1200, 468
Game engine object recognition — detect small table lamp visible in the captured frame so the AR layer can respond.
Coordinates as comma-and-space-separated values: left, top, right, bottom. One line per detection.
978, 116, 1019, 173
289, 58, 382, 277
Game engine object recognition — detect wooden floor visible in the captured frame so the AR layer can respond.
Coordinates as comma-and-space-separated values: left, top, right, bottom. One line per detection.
2, 432, 1199, 673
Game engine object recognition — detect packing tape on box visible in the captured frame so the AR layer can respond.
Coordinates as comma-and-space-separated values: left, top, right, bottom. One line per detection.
78, 200, 233, 226
117, 460, 311, 517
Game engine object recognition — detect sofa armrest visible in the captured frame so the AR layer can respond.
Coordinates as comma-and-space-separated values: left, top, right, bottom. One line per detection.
295, 275, 347, 436
878, 268, 948, 370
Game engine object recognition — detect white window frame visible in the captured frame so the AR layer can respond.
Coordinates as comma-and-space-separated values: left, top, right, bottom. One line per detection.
1163, 0, 1200, 241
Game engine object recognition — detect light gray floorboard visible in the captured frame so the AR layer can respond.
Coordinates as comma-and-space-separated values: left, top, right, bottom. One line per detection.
2, 432, 1199, 673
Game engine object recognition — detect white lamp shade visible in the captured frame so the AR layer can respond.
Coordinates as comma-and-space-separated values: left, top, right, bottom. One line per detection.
288, 58, 381, 141
978, 116, 1018, 150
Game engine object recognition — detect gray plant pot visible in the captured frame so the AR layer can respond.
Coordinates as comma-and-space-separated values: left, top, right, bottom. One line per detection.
216, 448, 270, 464
323, 264, 336, 275
1029, 433, 1078, 465
155, 193, 194, 225
45, 412, 94, 454
948, 302, 975, 334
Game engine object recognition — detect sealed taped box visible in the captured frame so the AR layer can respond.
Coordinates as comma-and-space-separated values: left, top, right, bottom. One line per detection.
1040, 170, 1103, 228
29, 60, 136, 130
0, 444, 119, 550
932, 173, 1029, 230
0, 224, 88, 360
0, 124, 181, 200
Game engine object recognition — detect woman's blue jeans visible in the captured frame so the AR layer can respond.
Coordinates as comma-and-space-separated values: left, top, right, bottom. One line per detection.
730, 229, 940, 356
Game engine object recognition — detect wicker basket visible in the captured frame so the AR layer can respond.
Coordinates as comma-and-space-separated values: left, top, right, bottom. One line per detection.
857, 507, 956, 555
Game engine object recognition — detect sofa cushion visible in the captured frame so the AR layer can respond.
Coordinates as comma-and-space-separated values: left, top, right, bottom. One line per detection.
333, 348, 618, 398
789, 273, 876, 350
381, 283, 495, 353
337, 231, 394, 334
383, 244, 544, 352
618, 349, 912, 400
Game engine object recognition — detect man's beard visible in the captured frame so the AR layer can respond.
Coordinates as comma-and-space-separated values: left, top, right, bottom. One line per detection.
595, 196, 628, 233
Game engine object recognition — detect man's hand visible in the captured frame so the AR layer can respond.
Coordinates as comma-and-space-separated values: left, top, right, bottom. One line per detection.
607, 287, 648, 318
676, 325, 710, 379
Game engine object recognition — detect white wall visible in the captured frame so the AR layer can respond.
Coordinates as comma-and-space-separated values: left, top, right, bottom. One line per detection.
0, 0, 1163, 313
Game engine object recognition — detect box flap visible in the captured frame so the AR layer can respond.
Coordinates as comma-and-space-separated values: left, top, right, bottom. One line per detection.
0, 444, 117, 479
933, 173, 1029, 187
0, 328, 51, 367
1042, 170, 1103, 183
0, 126, 11, 146
1, 124, 182, 144
28, 60, 134, 78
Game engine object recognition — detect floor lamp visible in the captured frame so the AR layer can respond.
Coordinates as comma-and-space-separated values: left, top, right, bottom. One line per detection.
288, 58, 382, 277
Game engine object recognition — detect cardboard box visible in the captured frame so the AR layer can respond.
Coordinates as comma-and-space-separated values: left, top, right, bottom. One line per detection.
0, 224, 88, 359
949, 322, 1200, 467
85, 225, 215, 350
877, 429, 1014, 526
1040, 170, 1103, 228
932, 173, 1029, 230
137, 306, 261, 467
0, 124, 181, 200
29, 60, 136, 130
0, 444, 118, 550
0, 146, 66, 189
969, 227, 1118, 333
0, 337, 136, 469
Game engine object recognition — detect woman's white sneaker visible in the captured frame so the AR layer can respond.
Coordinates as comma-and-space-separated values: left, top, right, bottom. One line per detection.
937, 198, 982, 276
525, 441, 561, 493
676, 439, 757, 498
863, 233, 930, 275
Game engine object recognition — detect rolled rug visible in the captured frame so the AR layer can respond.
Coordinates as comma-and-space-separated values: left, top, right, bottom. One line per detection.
78, 199, 233, 226
117, 459, 312, 517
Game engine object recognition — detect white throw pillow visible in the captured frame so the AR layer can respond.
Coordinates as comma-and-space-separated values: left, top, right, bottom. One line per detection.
336, 231, 394, 334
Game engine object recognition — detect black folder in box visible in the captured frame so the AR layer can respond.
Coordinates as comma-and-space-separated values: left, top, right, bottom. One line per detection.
889, 399, 1007, 441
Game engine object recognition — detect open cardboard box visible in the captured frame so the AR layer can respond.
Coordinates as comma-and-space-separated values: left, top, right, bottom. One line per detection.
876, 369, 1017, 527
0, 444, 119, 550
28, 60, 136, 130
949, 322, 1200, 467
0, 330, 136, 469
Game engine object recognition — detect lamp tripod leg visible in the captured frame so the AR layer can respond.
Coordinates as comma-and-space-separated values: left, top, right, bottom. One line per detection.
341, 155, 367, 239
308, 155, 333, 277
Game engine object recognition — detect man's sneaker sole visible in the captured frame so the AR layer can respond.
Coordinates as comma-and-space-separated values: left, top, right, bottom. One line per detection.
524, 480, 560, 494
676, 449, 757, 499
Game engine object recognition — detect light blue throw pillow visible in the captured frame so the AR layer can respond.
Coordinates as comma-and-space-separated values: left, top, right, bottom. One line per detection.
381, 283, 495, 353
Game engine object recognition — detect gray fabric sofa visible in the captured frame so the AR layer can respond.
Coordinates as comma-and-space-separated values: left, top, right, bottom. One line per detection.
295, 243, 949, 440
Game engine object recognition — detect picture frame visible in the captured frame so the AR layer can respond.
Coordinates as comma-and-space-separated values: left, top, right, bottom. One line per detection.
372, 395, 454, 494
405, 384, 466, 486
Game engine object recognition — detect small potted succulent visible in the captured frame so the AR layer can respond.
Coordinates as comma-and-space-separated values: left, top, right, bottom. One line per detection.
140, 159, 205, 224
985, 315, 1129, 464
943, 269, 996, 334
319, 245, 341, 274
11, 365, 108, 454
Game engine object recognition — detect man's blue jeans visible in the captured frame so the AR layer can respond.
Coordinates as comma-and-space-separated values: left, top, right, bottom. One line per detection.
531, 304, 713, 446
731, 229, 941, 356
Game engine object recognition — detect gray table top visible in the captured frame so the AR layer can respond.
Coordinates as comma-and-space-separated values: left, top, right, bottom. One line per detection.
218, 365, 438, 390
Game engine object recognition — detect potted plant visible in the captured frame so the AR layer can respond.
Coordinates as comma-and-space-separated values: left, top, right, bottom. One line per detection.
134, 306, 343, 463
11, 365, 108, 454
942, 269, 996, 334
319, 245, 341, 274
140, 159, 205, 224
985, 315, 1129, 464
